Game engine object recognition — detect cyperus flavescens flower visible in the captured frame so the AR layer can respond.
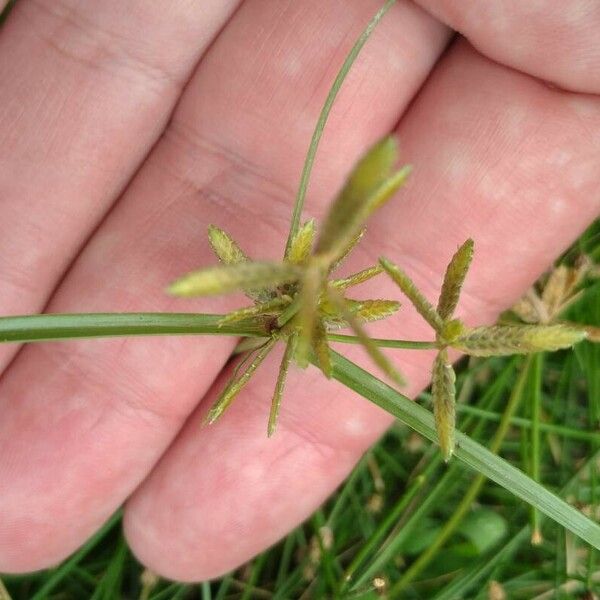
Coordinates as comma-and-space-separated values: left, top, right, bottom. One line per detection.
169, 137, 411, 435
380, 242, 588, 460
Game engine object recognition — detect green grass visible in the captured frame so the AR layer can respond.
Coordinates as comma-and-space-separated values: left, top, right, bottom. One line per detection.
2, 224, 598, 598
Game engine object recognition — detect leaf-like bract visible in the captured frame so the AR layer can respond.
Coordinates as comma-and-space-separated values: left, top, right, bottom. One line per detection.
168, 262, 301, 298
437, 238, 474, 320
380, 257, 444, 332
432, 348, 456, 461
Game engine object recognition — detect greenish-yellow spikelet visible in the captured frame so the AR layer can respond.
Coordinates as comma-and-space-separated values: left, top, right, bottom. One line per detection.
287, 219, 316, 265
294, 264, 323, 369
350, 299, 400, 324
268, 334, 297, 437
312, 320, 333, 378
439, 318, 467, 344
432, 348, 456, 461
331, 265, 383, 290
329, 229, 365, 273
327, 287, 405, 387
315, 137, 411, 265
321, 298, 399, 329
452, 324, 588, 357
207, 225, 249, 265
168, 262, 302, 298
217, 296, 292, 327
379, 257, 444, 333
205, 339, 276, 424
437, 239, 474, 321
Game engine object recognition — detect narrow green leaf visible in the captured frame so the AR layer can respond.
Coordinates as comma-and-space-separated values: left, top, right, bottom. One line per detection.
330, 351, 600, 551
331, 265, 383, 290
218, 297, 291, 327
379, 257, 444, 332
432, 348, 456, 461
453, 324, 588, 356
437, 238, 474, 320
287, 219, 316, 265
206, 339, 276, 424
268, 334, 297, 437
168, 262, 301, 298
315, 137, 410, 263
284, 0, 397, 255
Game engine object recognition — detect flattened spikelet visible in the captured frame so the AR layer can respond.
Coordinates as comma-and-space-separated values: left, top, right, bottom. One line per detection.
218, 297, 292, 326
168, 262, 301, 297
316, 137, 410, 264
331, 265, 383, 290
287, 219, 316, 265
432, 349, 456, 461
207, 225, 249, 265
437, 239, 474, 320
453, 324, 587, 356
268, 334, 297, 437
380, 257, 444, 332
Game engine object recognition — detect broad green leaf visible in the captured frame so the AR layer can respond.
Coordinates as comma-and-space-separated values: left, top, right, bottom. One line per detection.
437, 238, 474, 320
268, 334, 297, 437
287, 219, 316, 265
218, 297, 292, 327
453, 324, 587, 356
168, 262, 301, 298
315, 137, 410, 263
206, 339, 276, 424
331, 265, 383, 290
432, 348, 456, 461
380, 257, 444, 332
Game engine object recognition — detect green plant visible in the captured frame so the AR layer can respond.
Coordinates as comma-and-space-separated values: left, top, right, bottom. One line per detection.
0, 0, 599, 597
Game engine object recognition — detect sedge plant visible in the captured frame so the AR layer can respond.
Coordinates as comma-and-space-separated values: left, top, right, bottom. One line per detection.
0, 0, 599, 580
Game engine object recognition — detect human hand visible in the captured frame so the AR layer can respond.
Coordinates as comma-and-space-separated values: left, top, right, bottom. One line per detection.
0, 0, 598, 580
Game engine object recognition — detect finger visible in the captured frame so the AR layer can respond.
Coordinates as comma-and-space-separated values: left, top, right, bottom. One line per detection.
124, 40, 600, 581
415, 0, 600, 94
0, 0, 241, 371
0, 0, 450, 572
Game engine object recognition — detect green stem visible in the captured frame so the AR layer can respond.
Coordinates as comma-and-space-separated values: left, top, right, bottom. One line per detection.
327, 333, 437, 350
0, 313, 269, 343
283, 0, 397, 257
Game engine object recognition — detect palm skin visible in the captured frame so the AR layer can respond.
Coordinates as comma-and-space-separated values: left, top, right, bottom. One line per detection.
0, 0, 598, 581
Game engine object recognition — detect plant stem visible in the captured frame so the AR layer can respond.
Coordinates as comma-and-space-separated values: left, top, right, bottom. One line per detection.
0, 313, 269, 343
327, 333, 437, 350
283, 0, 397, 257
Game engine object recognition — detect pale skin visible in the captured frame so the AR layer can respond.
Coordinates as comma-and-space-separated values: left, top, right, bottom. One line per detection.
0, 0, 599, 582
